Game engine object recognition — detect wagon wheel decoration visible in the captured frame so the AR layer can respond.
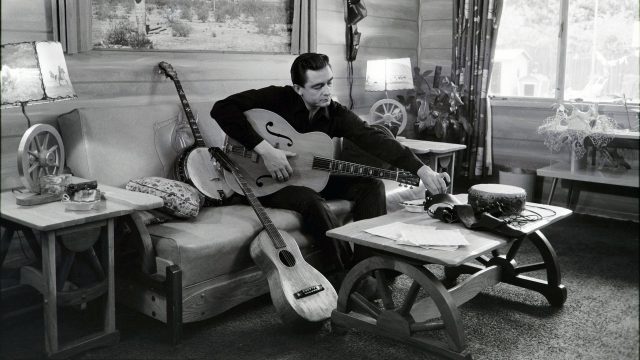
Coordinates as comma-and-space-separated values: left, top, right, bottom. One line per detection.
369, 98, 408, 136
332, 256, 469, 358
17, 124, 65, 192
444, 230, 567, 307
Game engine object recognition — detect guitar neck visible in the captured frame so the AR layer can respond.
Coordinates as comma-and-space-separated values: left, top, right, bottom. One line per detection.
227, 166, 287, 249
171, 79, 206, 147
311, 157, 417, 184
224, 144, 420, 186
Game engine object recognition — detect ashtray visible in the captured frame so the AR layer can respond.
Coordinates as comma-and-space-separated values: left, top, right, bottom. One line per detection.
62, 199, 101, 211
62, 192, 102, 211
400, 199, 427, 213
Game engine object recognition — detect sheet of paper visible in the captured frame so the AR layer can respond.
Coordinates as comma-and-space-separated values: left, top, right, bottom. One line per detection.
365, 222, 469, 249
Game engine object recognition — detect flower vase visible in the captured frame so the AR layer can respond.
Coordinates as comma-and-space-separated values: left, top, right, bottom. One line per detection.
570, 146, 588, 173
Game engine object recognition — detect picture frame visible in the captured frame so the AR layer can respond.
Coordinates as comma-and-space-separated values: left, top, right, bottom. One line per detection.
91, 0, 294, 53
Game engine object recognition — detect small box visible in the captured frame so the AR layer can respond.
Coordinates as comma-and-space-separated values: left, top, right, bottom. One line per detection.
39, 174, 71, 196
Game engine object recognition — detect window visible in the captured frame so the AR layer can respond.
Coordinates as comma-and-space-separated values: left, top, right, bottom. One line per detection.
53, 0, 315, 54
491, 0, 639, 103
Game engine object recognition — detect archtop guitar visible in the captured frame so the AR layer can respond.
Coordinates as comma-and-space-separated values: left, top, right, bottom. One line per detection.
223, 108, 420, 197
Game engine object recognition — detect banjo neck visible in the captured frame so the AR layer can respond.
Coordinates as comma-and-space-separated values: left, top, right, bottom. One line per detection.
158, 61, 206, 148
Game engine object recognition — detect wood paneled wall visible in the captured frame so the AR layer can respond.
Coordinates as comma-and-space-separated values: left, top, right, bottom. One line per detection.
317, 0, 420, 115
419, 0, 452, 76
1, 0, 419, 191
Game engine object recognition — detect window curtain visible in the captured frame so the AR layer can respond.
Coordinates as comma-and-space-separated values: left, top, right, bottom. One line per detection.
453, 0, 503, 178
51, 0, 91, 54
291, 0, 317, 54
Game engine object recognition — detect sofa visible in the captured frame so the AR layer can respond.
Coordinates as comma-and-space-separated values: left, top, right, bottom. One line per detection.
57, 101, 423, 344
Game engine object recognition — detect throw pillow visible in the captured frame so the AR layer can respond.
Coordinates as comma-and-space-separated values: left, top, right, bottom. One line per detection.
126, 177, 204, 218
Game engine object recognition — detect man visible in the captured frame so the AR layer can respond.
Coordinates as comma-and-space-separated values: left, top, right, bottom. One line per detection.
211, 53, 449, 269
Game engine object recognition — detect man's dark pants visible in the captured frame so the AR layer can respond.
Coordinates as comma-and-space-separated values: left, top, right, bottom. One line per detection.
252, 175, 387, 269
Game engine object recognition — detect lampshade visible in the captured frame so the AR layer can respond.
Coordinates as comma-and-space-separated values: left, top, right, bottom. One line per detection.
365, 58, 414, 92
1, 41, 76, 198
1, 41, 76, 108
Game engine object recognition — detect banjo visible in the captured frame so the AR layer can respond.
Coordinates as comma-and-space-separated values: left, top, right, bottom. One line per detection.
158, 61, 233, 206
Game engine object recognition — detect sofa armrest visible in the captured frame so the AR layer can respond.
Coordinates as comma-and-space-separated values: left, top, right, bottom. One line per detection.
128, 211, 158, 275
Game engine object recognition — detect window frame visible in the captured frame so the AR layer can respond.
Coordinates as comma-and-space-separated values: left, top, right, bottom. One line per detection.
490, 0, 639, 106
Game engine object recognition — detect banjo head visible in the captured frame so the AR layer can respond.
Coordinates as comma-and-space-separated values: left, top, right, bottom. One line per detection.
185, 147, 234, 201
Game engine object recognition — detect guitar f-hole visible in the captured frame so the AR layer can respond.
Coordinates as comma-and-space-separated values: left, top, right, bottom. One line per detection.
256, 175, 271, 187
279, 250, 296, 267
265, 121, 293, 147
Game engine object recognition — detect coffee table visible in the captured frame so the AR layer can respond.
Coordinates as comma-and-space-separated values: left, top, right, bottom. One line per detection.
326, 198, 571, 360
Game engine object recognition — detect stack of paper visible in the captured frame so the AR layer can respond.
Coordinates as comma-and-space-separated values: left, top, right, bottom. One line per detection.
364, 222, 469, 251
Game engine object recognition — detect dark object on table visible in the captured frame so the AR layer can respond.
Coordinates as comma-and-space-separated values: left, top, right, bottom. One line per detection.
66, 180, 98, 196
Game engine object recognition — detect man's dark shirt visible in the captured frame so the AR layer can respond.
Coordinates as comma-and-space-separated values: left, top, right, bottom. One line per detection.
210, 85, 424, 174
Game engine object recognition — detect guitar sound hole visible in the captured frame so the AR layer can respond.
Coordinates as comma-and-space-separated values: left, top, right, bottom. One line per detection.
279, 250, 296, 267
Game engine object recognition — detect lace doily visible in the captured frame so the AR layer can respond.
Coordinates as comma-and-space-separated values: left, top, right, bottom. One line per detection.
537, 104, 618, 159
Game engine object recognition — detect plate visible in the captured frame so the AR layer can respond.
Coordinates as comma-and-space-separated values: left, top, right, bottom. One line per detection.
400, 199, 426, 213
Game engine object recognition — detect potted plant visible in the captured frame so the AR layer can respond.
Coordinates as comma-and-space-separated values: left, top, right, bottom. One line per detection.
397, 66, 470, 144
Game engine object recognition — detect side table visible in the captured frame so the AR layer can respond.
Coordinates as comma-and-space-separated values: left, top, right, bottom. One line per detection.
0, 178, 162, 359
327, 199, 571, 359
398, 138, 466, 193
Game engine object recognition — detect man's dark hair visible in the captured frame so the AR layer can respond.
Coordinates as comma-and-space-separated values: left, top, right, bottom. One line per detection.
290, 53, 331, 87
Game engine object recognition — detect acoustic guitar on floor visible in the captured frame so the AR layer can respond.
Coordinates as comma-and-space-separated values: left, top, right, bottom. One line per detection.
222, 108, 421, 197
209, 147, 338, 325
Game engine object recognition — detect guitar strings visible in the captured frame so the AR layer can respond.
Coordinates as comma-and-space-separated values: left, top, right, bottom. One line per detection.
245, 186, 296, 264
225, 146, 409, 181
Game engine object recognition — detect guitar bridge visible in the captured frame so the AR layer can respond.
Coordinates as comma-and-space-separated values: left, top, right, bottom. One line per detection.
293, 285, 325, 299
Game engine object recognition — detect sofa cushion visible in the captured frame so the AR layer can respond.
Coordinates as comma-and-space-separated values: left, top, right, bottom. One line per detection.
57, 102, 226, 188
149, 199, 353, 288
126, 177, 204, 218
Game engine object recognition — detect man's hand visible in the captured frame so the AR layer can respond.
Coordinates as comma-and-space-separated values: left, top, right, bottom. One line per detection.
253, 140, 296, 181
417, 165, 450, 194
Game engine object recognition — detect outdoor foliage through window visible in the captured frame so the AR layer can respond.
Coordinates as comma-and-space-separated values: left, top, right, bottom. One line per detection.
92, 0, 294, 53
491, 0, 639, 103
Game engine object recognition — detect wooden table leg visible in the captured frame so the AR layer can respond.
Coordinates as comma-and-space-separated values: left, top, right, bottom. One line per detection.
331, 256, 476, 360
105, 218, 116, 334
17, 221, 120, 359
444, 233, 567, 307
566, 181, 574, 208
42, 230, 59, 356
0, 226, 15, 266
502, 231, 567, 307
547, 177, 558, 205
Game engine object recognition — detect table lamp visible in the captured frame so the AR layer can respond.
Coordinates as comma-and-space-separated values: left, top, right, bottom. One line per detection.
1, 41, 77, 202
365, 57, 414, 136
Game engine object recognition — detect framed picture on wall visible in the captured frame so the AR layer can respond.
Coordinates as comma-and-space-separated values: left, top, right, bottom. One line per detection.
91, 0, 294, 53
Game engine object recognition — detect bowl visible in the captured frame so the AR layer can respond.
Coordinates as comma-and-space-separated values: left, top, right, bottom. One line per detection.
400, 199, 426, 213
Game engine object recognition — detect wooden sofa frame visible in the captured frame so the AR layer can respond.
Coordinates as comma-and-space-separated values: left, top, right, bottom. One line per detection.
114, 211, 334, 345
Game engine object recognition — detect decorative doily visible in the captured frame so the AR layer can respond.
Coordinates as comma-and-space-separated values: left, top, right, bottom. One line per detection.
537, 104, 618, 159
